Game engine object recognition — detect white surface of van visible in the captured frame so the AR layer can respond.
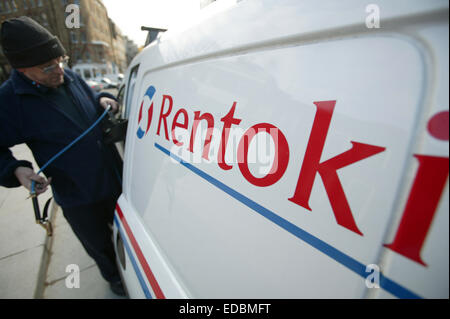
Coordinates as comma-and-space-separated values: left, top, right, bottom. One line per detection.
113, 0, 449, 299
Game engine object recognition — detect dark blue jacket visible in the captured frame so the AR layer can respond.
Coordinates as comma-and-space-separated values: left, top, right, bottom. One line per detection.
0, 69, 122, 209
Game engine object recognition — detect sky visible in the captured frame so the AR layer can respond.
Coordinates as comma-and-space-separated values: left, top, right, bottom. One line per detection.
102, 0, 202, 47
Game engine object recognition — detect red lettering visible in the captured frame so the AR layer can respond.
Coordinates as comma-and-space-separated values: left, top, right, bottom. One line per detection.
427, 111, 449, 141
137, 101, 154, 137
171, 108, 189, 146
238, 123, 289, 187
218, 102, 242, 170
157, 95, 173, 140
188, 111, 215, 160
384, 155, 449, 266
288, 100, 385, 236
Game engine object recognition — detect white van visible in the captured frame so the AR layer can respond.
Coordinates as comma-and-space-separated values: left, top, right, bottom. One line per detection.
112, 0, 449, 299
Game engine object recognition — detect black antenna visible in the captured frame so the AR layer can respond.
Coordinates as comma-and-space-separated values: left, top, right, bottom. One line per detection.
141, 27, 168, 46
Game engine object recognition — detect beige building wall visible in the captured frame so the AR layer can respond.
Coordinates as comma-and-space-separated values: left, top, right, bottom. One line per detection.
110, 19, 127, 74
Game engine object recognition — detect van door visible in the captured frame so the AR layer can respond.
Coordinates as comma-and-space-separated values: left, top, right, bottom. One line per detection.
117, 0, 448, 299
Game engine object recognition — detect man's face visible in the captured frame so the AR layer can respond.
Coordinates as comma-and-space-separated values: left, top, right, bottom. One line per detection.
18, 56, 67, 88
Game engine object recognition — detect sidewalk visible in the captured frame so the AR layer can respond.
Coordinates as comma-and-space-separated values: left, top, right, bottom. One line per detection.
0, 144, 126, 299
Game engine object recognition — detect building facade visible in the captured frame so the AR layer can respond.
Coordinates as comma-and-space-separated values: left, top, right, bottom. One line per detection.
124, 35, 138, 67
0, 0, 131, 83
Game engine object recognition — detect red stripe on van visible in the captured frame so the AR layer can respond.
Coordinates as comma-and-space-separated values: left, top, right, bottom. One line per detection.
116, 203, 166, 299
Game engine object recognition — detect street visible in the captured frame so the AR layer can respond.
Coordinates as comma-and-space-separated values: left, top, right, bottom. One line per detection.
0, 134, 125, 299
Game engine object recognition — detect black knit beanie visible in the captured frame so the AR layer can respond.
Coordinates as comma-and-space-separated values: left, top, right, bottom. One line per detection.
0, 16, 66, 68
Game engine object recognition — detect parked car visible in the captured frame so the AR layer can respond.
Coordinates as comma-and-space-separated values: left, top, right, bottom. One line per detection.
99, 77, 119, 89
85, 79, 104, 92
113, 0, 449, 299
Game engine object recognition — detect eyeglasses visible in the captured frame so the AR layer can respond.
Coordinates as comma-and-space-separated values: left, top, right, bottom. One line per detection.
40, 56, 70, 74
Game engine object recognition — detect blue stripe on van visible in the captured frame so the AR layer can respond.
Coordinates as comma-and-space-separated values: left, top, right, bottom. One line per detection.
114, 215, 153, 299
154, 142, 422, 299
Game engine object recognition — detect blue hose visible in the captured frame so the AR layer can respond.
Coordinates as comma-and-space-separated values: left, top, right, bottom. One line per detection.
30, 105, 112, 195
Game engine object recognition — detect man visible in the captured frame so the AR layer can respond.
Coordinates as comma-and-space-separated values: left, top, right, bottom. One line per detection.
0, 17, 125, 296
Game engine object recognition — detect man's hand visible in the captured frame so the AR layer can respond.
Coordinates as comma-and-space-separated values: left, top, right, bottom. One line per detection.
14, 166, 52, 195
99, 97, 119, 114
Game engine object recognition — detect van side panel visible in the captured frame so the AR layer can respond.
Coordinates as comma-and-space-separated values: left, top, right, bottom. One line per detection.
116, 0, 449, 298
124, 38, 426, 298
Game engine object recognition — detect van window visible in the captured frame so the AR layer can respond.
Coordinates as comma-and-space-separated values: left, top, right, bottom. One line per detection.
116, 84, 125, 119
115, 84, 127, 159
83, 69, 91, 79
124, 65, 139, 119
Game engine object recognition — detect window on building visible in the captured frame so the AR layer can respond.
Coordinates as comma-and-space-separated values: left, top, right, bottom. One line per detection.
11, 0, 18, 11
72, 49, 81, 62
37, 0, 43, 7
97, 48, 104, 61
70, 31, 77, 43
41, 12, 48, 26
29, 0, 35, 8
85, 51, 91, 62
81, 31, 86, 43
6, 0, 12, 13
22, 0, 28, 9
